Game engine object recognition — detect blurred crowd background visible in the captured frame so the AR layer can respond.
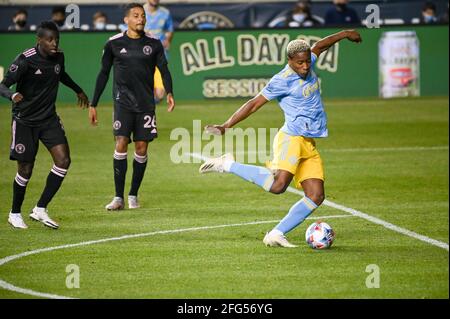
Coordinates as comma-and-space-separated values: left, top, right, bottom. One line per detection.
1, 0, 448, 32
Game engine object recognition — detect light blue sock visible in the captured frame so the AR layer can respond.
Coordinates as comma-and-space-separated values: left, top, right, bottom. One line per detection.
275, 196, 318, 234
229, 162, 274, 192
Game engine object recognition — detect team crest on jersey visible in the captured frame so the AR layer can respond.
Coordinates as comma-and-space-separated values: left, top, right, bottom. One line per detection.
113, 120, 121, 130
9, 64, 18, 73
54, 64, 61, 74
143, 45, 152, 55
15, 144, 26, 154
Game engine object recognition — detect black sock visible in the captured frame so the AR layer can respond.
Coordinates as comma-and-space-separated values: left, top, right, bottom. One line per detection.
113, 151, 128, 199
129, 153, 148, 196
11, 173, 29, 214
37, 165, 67, 208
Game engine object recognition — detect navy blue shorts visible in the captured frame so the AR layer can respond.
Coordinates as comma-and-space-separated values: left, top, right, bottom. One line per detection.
112, 107, 157, 142
10, 115, 68, 163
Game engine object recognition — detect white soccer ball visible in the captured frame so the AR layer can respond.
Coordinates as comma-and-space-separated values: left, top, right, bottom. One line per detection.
305, 221, 335, 249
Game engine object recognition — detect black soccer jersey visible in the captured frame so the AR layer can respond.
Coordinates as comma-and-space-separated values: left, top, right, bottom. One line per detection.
91, 31, 173, 112
0, 46, 83, 127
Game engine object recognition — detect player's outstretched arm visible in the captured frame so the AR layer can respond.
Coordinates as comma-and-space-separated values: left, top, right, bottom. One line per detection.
311, 30, 362, 57
205, 94, 268, 135
59, 71, 89, 108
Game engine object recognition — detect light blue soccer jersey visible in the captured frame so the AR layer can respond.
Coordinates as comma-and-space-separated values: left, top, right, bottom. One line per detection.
144, 6, 173, 43
261, 53, 328, 138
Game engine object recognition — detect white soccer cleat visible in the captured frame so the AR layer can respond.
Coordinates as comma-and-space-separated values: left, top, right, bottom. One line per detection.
128, 195, 140, 209
105, 197, 124, 211
8, 212, 28, 229
263, 230, 298, 248
29, 207, 59, 229
199, 153, 235, 174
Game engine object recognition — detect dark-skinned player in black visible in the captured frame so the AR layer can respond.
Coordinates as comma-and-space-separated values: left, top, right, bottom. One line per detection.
0, 21, 89, 229
90, 3, 175, 211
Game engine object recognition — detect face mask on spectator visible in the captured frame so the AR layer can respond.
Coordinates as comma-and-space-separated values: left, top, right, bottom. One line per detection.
16, 19, 27, 28
424, 14, 437, 23
95, 22, 106, 30
336, 3, 347, 10
292, 13, 307, 23
54, 19, 65, 27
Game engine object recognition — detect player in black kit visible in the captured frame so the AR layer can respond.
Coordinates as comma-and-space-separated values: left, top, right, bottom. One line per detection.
0, 21, 89, 229
90, 3, 175, 210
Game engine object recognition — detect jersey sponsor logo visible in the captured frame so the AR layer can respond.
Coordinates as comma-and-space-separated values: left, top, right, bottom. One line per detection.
15, 143, 26, 154
54, 64, 61, 74
113, 120, 121, 130
120, 48, 127, 54
143, 45, 152, 55
9, 64, 18, 73
34, 69, 42, 75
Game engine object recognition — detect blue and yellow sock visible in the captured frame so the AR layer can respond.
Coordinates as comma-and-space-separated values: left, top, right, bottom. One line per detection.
275, 196, 318, 234
227, 162, 274, 192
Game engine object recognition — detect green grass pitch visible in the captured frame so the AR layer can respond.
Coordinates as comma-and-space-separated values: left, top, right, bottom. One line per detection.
0, 96, 448, 298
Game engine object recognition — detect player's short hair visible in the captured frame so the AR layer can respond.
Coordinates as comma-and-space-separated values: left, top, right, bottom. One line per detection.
52, 6, 66, 16
124, 3, 144, 16
422, 1, 436, 12
37, 21, 59, 38
286, 39, 311, 59
14, 9, 28, 17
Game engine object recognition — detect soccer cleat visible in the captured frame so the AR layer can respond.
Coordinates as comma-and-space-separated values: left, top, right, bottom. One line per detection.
105, 197, 124, 211
199, 153, 234, 174
8, 212, 28, 229
263, 231, 298, 248
29, 207, 59, 229
128, 195, 140, 209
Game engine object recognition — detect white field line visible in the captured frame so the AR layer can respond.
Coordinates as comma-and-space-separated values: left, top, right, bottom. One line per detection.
0, 214, 353, 299
191, 152, 449, 252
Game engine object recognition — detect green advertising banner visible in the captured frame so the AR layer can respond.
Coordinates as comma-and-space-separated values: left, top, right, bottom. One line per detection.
0, 25, 448, 104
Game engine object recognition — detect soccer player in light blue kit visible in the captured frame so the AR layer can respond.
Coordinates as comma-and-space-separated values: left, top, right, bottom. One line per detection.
200, 30, 362, 247
144, 0, 174, 101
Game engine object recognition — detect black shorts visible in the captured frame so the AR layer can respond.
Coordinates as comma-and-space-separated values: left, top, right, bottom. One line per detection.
10, 115, 68, 163
112, 106, 158, 142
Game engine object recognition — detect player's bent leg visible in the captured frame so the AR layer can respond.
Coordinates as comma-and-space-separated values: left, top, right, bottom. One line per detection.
200, 153, 277, 192
269, 170, 294, 194
264, 178, 324, 247
301, 178, 325, 206
128, 141, 149, 209
31, 144, 70, 229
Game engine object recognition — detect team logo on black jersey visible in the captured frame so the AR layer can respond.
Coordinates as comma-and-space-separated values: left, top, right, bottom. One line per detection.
113, 120, 121, 130
54, 64, 61, 74
143, 46, 152, 56
15, 144, 25, 154
9, 64, 18, 73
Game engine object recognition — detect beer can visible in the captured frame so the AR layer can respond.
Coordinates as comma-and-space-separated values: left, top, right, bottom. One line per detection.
379, 31, 420, 98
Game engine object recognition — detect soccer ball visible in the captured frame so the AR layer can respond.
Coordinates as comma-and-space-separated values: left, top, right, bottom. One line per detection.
305, 221, 335, 249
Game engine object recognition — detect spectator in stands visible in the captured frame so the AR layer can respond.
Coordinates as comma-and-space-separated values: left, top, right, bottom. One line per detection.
440, 2, 449, 23
324, 0, 360, 26
51, 6, 68, 30
143, 0, 174, 102
92, 11, 108, 30
420, 1, 438, 23
8, 9, 28, 31
285, 0, 323, 27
